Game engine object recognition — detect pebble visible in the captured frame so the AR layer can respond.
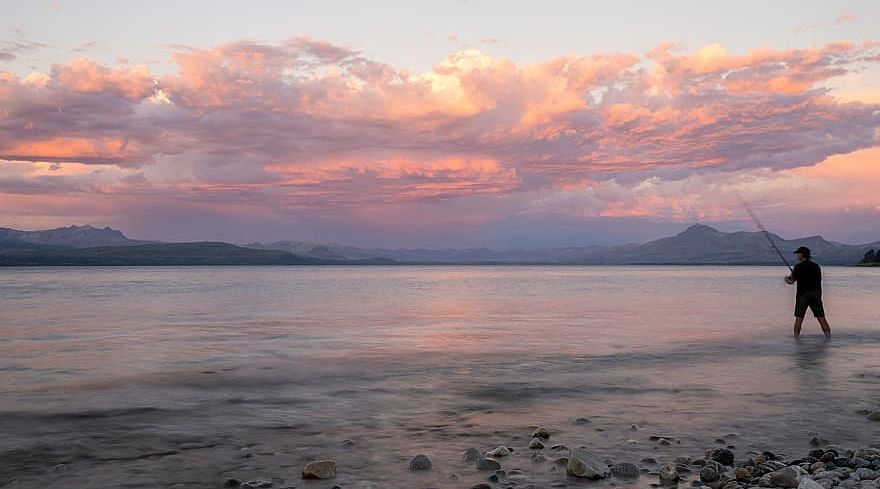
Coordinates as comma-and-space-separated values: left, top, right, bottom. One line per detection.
302, 460, 336, 479
464, 447, 481, 463
567, 448, 610, 479
659, 462, 679, 485
488, 446, 512, 457
611, 462, 641, 479
770, 466, 803, 488
409, 454, 432, 470
477, 457, 502, 471
709, 447, 736, 466
241, 480, 273, 489
532, 427, 551, 439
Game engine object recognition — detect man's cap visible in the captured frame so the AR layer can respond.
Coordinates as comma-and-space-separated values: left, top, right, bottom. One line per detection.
793, 246, 811, 257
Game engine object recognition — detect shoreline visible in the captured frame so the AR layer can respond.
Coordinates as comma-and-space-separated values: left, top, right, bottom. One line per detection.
214, 429, 880, 489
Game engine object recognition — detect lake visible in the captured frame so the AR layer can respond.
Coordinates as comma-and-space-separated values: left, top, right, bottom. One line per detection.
1, 266, 878, 488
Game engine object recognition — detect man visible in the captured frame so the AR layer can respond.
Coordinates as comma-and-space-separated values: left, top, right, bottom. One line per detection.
784, 246, 831, 340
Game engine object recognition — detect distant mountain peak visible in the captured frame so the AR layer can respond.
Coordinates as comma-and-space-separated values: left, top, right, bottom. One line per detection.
680, 223, 720, 234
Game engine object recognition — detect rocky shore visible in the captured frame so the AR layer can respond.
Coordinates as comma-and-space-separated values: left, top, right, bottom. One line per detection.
219, 425, 880, 489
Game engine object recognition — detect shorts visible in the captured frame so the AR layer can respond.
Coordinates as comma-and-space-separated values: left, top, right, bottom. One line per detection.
795, 291, 825, 318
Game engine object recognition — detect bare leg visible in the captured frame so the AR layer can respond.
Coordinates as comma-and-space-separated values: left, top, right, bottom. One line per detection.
817, 317, 831, 340
793, 317, 804, 340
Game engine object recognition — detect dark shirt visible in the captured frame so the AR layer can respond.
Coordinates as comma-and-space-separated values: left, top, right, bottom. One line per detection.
791, 259, 822, 297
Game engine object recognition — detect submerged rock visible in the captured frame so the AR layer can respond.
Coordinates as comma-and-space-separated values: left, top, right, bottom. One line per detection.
532, 427, 551, 439
611, 462, 641, 479
529, 438, 545, 449
464, 447, 481, 463
566, 448, 610, 479
241, 480, 273, 489
487, 445, 512, 457
302, 460, 336, 479
409, 454, 432, 470
477, 457, 502, 471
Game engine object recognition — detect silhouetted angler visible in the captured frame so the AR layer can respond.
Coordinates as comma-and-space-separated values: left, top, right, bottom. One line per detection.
784, 246, 831, 340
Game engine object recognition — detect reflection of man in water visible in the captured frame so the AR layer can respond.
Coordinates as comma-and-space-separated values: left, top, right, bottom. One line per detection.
785, 246, 831, 341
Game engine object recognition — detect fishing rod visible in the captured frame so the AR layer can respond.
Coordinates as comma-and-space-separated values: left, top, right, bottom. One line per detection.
736, 193, 793, 273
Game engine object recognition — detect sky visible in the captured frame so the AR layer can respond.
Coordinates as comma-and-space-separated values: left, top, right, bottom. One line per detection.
1, 0, 879, 248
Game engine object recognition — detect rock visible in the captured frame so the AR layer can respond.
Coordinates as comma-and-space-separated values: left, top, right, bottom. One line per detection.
531, 452, 547, 463
409, 454, 432, 470
488, 446, 512, 457
302, 460, 336, 479
660, 462, 680, 485
611, 462, 641, 479
700, 462, 725, 483
529, 438, 545, 449
224, 479, 241, 488
532, 427, 551, 439
341, 439, 355, 446
574, 417, 591, 425
735, 467, 751, 480
642, 458, 659, 464
551, 444, 568, 451
487, 474, 499, 483
631, 424, 640, 430
464, 447, 481, 463
810, 437, 829, 446
658, 438, 673, 446
241, 480, 273, 489
477, 457, 502, 471
472, 484, 492, 489
566, 448, 610, 479
769, 467, 802, 488
710, 448, 736, 466
798, 478, 824, 489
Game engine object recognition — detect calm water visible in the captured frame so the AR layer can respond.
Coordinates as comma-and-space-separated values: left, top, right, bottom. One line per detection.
1, 266, 878, 488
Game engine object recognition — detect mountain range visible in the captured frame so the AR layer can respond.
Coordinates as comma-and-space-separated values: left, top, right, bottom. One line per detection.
1, 224, 878, 266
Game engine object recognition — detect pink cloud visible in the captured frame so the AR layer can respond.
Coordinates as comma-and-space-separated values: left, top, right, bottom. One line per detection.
0, 37, 878, 227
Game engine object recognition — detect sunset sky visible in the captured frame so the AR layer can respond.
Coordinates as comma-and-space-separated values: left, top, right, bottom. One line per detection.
2, 1, 879, 248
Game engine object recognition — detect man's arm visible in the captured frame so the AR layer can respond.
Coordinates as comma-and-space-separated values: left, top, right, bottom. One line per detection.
785, 264, 798, 285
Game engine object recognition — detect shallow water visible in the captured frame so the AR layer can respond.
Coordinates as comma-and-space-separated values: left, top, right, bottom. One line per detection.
1, 266, 878, 488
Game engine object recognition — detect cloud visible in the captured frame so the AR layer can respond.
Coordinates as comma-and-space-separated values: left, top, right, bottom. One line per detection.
0, 37, 879, 244
0, 39, 48, 62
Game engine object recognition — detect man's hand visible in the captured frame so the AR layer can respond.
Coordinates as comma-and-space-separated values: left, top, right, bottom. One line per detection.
784, 275, 794, 285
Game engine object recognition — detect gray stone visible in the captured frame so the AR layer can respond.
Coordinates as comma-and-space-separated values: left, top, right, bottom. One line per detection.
528, 438, 545, 449
464, 447, 481, 463
302, 460, 336, 479
797, 478, 824, 489
477, 457, 502, 471
241, 480, 273, 489
660, 462, 680, 485
487, 446, 512, 457
866, 412, 880, 422
769, 467, 802, 488
566, 448, 610, 479
532, 426, 551, 439
224, 479, 241, 488
409, 454, 432, 470
710, 448, 736, 466
611, 462, 641, 479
